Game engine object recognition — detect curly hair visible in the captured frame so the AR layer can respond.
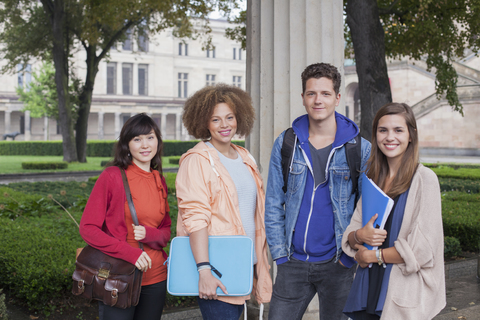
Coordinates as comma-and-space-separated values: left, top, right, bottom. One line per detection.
110, 113, 163, 174
182, 84, 255, 140
301, 63, 341, 95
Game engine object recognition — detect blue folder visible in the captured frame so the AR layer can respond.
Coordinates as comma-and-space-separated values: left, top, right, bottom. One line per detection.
361, 172, 394, 251
166, 235, 254, 296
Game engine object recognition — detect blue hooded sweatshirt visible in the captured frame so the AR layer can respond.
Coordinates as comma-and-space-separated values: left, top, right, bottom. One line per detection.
291, 112, 359, 263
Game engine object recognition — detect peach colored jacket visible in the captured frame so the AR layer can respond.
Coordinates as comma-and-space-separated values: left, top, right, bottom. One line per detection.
176, 141, 272, 305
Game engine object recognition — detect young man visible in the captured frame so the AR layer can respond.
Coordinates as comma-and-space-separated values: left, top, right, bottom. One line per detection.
265, 63, 371, 319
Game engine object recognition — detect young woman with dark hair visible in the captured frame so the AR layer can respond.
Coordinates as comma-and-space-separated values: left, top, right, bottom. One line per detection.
176, 84, 272, 320
79, 113, 171, 320
341, 103, 446, 319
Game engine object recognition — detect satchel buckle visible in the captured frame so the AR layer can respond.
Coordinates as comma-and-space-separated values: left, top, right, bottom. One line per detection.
111, 288, 118, 298
98, 268, 110, 280
77, 279, 85, 291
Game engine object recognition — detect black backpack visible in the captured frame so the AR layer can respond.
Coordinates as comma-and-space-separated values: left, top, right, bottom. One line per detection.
280, 128, 362, 202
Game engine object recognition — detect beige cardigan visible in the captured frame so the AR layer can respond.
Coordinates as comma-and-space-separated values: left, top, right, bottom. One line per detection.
342, 164, 446, 319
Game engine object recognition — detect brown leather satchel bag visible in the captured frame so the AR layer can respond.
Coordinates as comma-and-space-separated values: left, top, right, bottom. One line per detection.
72, 168, 143, 309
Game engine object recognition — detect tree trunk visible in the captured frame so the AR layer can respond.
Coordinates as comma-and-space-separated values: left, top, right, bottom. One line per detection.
75, 45, 99, 163
346, 0, 392, 141
49, 0, 77, 162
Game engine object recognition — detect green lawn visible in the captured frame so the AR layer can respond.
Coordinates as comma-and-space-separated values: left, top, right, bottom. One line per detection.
0, 155, 179, 174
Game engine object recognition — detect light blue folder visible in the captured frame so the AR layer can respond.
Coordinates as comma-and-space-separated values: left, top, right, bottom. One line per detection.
166, 235, 254, 296
361, 172, 394, 251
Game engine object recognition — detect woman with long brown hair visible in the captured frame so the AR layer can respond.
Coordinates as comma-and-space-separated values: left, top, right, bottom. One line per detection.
80, 113, 171, 320
341, 103, 446, 319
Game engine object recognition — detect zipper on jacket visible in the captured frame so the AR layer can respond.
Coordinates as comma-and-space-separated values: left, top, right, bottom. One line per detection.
298, 143, 343, 260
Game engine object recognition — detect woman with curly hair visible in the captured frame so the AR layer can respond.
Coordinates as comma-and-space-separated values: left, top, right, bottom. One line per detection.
341, 103, 446, 319
176, 84, 272, 319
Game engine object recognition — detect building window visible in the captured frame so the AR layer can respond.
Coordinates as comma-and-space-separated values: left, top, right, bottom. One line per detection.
107, 62, 117, 94
123, 115, 130, 125
233, 48, 236, 60
233, 76, 242, 88
123, 28, 132, 51
17, 64, 32, 89
179, 43, 188, 56
178, 73, 188, 98
206, 47, 216, 58
206, 74, 216, 86
138, 64, 148, 96
122, 63, 133, 95
138, 29, 149, 52
239, 48, 242, 60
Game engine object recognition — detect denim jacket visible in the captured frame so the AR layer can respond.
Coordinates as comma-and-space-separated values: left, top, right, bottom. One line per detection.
265, 114, 371, 263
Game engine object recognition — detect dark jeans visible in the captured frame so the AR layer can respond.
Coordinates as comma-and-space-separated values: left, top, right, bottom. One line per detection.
196, 297, 244, 320
268, 257, 355, 320
99, 281, 167, 320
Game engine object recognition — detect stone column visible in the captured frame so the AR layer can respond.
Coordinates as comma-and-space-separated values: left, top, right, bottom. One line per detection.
114, 112, 121, 139
24, 110, 31, 141
160, 113, 167, 139
44, 116, 49, 141
98, 111, 105, 140
5, 110, 11, 134
246, 0, 345, 318
175, 112, 182, 140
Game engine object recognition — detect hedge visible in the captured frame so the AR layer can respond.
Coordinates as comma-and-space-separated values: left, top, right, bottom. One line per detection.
442, 191, 480, 252
22, 161, 68, 170
0, 140, 246, 157
438, 177, 480, 193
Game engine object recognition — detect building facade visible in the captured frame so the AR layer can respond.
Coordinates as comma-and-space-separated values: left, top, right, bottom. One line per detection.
0, 19, 246, 142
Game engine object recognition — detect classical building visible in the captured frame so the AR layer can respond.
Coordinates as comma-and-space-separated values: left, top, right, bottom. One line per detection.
0, 19, 246, 141
344, 55, 480, 156
1, 16, 479, 157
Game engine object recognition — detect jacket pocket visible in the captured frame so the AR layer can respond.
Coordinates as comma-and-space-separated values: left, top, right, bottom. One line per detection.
288, 160, 306, 194
331, 168, 351, 202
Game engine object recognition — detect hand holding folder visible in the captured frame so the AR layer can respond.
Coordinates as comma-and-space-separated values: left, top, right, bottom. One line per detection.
361, 173, 394, 251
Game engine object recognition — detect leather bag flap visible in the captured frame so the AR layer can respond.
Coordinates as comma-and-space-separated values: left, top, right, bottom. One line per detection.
76, 245, 136, 275
104, 279, 128, 293
72, 269, 95, 285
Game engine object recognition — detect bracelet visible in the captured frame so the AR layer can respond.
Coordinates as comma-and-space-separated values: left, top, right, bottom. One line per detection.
196, 262, 223, 278
353, 230, 362, 244
376, 249, 386, 268
380, 249, 386, 268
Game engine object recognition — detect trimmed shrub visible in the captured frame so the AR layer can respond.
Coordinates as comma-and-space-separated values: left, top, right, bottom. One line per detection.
0, 140, 246, 156
0, 141, 63, 156
0, 214, 84, 316
169, 156, 181, 165
0, 289, 7, 320
444, 236, 462, 258
442, 192, 480, 252
430, 166, 480, 180
100, 160, 109, 167
86, 140, 115, 157
0, 187, 55, 219
21, 161, 68, 170
424, 163, 480, 170
438, 177, 480, 193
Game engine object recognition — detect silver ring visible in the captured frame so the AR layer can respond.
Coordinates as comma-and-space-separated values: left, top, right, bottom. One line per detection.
203, 295, 208, 299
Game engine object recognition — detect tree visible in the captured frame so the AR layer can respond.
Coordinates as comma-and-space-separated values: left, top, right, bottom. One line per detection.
345, 0, 480, 140
0, 0, 239, 162
17, 62, 80, 120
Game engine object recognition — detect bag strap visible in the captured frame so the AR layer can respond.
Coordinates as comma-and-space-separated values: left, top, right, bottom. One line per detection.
120, 167, 144, 251
345, 135, 362, 210
281, 127, 296, 193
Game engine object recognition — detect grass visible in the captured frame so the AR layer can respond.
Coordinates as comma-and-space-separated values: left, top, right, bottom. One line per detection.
0, 155, 179, 174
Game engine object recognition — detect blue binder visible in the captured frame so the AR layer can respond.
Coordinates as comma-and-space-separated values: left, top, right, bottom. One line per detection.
166, 235, 254, 296
361, 172, 394, 251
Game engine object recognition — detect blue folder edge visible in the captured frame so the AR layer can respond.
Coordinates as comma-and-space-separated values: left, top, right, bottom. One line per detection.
166, 235, 254, 296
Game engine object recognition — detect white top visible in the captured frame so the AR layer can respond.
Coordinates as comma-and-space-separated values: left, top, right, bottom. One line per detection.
206, 141, 258, 264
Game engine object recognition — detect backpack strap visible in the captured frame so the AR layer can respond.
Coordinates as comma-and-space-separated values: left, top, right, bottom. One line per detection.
345, 135, 362, 198
281, 128, 296, 193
